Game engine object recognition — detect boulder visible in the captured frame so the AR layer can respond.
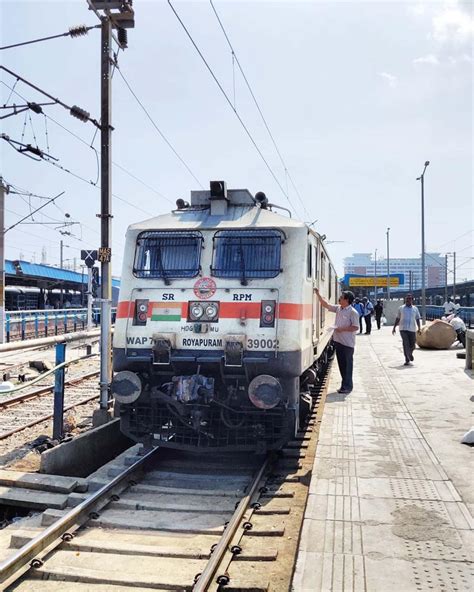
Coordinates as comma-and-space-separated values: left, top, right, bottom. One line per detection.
416, 320, 456, 349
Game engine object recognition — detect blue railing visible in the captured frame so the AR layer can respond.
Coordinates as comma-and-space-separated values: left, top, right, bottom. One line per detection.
4, 307, 117, 342
425, 306, 473, 328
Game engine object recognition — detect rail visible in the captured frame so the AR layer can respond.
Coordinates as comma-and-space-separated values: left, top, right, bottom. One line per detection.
4, 307, 117, 342
425, 305, 473, 328
0, 447, 159, 589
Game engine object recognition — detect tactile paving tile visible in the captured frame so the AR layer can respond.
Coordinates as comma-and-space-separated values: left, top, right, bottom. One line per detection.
405, 558, 473, 592
357, 477, 461, 502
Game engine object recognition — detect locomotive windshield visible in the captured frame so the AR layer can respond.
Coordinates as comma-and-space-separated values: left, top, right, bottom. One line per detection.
133, 231, 203, 280
211, 229, 283, 282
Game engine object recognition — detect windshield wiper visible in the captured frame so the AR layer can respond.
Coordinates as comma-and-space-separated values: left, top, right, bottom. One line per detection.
155, 244, 171, 286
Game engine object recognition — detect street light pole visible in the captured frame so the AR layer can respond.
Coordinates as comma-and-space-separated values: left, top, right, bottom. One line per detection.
374, 248, 377, 300
452, 251, 456, 301
386, 228, 390, 300
416, 160, 430, 325
444, 253, 448, 303
0, 178, 8, 344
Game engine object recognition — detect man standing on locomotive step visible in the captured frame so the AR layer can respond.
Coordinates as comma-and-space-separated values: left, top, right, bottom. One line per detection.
315, 288, 359, 394
392, 294, 421, 365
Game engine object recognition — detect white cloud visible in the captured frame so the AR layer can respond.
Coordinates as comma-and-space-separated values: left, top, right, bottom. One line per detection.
432, 3, 474, 42
378, 72, 398, 88
413, 54, 441, 65
448, 53, 473, 64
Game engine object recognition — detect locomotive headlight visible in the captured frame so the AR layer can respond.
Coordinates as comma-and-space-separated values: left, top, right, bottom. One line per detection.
205, 304, 218, 319
190, 303, 204, 320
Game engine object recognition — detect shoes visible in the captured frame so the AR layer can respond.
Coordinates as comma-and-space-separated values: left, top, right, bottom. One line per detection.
337, 388, 352, 394
404, 361, 411, 366
410, 354, 414, 361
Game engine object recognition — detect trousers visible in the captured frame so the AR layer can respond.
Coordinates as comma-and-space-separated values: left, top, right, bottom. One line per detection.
334, 341, 354, 391
400, 330, 416, 362
375, 314, 382, 329
364, 314, 372, 334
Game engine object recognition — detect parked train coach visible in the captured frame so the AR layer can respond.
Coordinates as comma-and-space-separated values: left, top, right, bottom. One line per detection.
112, 182, 338, 452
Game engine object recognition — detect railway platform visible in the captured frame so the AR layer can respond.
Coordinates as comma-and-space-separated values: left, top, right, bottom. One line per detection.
293, 326, 473, 591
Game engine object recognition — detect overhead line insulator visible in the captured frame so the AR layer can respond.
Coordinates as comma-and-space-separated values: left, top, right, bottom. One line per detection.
117, 28, 127, 48
69, 25, 89, 38
70, 105, 90, 122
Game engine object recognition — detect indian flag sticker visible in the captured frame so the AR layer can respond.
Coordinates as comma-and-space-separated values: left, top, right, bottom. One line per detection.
151, 302, 182, 322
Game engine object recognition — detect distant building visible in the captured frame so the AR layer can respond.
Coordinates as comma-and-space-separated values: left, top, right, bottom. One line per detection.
344, 252, 444, 291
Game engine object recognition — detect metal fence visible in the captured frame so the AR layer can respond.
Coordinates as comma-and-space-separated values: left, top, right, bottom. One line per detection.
5, 308, 117, 342
425, 306, 473, 328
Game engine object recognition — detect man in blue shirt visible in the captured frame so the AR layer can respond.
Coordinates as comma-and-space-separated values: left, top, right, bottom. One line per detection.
353, 298, 364, 334
362, 297, 374, 334
392, 294, 421, 365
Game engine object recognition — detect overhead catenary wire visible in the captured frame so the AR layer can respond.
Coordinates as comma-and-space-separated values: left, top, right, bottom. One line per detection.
209, 0, 311, 221
167, 0, 300, 218
1, 82, 174, 206
0, 66, 100, 128
0, 25, 99, 51
115, 66, 204, 190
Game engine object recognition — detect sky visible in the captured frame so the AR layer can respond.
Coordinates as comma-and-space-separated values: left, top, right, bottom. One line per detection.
1, 0, 472, 282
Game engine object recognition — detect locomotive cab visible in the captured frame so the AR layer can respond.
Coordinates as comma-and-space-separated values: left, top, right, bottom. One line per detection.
113, 182, 336, 452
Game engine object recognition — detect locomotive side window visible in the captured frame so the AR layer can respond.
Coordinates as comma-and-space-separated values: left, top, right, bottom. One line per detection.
328, 266, 332, 299
307, 243, 312, 279
212, 229, 283, 282
313, 245, 318, 278
321, 252, 326, 280
133, 231, 203, 280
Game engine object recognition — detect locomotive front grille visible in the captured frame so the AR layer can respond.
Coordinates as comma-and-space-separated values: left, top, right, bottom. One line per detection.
126, 401, 290, 451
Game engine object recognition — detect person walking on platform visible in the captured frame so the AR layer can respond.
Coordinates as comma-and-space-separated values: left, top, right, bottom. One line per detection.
374, 299, 384, 329
315, 288, 359, 394
362, 297, 374, 334
353, 297, 364, 333
392, 294, 421, 365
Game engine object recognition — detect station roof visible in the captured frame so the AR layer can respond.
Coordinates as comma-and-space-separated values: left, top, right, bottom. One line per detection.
5, 260, 121, 289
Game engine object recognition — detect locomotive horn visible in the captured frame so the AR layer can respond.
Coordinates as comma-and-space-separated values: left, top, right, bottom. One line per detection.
255, 191, 268, 209
248, 375, 282, 409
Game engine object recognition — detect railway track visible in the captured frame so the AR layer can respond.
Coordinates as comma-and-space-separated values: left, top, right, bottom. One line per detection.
0, 364, 330, 591
0, 371, 100, 441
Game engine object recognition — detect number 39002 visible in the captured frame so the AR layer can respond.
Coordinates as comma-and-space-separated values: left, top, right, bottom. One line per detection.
247, 338, 279, 350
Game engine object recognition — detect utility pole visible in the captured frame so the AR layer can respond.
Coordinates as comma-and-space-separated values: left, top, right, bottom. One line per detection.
374, 249, 377, 300
97, 14, 113, 420
59, 240, 64, 307
444, 254, 448, 303
386, 227, 390, 300
417, 160, 430, 324
452, 251, 456, 301
0, 178, 9, 344
88, 1, 135, 425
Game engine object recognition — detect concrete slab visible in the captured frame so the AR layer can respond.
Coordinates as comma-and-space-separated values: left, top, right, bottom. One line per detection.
0, 470, 87, 493
0, 486, 68, 510
293, 326, 474, 591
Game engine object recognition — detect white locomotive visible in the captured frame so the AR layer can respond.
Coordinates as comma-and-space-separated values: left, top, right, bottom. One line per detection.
112, 182, 337, 452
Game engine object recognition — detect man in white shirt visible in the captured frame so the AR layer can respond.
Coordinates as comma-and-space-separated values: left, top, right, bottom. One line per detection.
315, 288, 360, 394
443, 298, 456, 315
392, 294, 421, 365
